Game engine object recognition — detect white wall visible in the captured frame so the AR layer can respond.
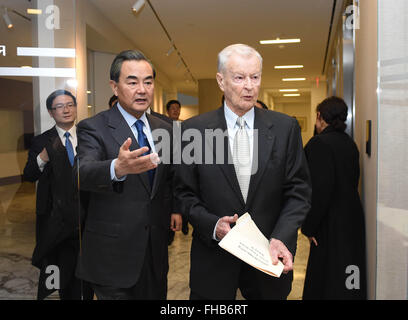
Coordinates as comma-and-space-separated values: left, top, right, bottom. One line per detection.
75, 0, 178, 120
355, 0, 378, 300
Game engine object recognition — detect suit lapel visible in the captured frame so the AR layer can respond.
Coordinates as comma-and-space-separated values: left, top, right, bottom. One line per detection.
245, 108, 276, 207
108, 106, 151, 194
207, 107, 245, 206
48, 127, 68, 164
146, 113, 165, 199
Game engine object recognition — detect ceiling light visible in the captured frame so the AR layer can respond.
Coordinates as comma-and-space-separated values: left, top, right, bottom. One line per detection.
166, 45, 174, 56
132, 0, 146, 13
21, 65, 32, 68
3, 8, 13, 29
260, 38, 301, 45
282, 78, 306, 81
27, 9, 42, 15
274, 65, 304, 69
279, 89, 299, 92
283, 94, 301, 97
66, 79, 78, 88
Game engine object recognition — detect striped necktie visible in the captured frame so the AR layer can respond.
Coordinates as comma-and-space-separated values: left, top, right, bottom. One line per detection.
233, 117, 251, 202
64, 131, 74, 166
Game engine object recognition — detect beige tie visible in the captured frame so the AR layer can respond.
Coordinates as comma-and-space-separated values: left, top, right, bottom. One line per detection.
233, 117, 251, 202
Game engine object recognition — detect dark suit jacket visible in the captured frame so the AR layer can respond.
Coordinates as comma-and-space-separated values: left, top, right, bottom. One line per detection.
301, 126, 367, 299
75, 105, 174, 288
23, 126, 85, 299
150, 109, 173, 125
176, 106, 311, 299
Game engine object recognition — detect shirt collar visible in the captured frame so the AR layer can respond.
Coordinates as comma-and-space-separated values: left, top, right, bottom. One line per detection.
117, 102, 148, 127
223, 102, 254, 130
55, 124, 76, 139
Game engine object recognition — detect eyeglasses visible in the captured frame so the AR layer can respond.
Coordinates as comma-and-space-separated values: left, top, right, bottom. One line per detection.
51, 102, 77, 111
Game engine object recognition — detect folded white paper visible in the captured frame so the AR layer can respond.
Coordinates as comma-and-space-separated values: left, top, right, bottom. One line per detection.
219, 213, 284, 277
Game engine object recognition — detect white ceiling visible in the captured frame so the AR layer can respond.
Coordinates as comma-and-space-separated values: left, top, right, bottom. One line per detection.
88, 0, 344, 98
1, 0, 345, 100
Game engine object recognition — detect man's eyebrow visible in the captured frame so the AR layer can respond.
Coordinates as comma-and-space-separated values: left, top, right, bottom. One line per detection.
126, 75, 153, 80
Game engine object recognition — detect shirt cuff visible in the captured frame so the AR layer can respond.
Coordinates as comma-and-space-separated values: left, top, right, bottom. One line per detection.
36, 154, 47, 172
212, 218, 221, 241
110, 159, 126, 181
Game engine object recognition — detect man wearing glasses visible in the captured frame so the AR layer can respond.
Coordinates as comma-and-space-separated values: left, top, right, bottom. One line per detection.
23, 90, 93, 300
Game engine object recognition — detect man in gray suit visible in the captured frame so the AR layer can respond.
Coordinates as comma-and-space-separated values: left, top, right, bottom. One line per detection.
75, 50, 180, 299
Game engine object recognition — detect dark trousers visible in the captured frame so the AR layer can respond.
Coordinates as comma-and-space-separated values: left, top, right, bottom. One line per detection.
59, 277, 94, 300
190, 262, 292, 300
37, 238, 94, 300
92, 239, 167, 300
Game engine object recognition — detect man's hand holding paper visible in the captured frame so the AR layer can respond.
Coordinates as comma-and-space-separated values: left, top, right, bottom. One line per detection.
218, 213, 286, 278
269, 238, 293, 274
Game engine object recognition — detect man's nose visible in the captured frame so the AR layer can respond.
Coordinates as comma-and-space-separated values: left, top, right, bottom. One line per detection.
136, 82, 146, 93
243, 77, 254, 89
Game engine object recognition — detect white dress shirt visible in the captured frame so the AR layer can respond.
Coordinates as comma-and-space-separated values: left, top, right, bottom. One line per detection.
213, 104, 255, 241
110, 103, 156, 181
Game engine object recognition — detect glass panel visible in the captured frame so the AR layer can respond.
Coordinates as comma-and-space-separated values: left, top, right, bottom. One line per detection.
0, 0, 79, 299
377, 0, 408, 299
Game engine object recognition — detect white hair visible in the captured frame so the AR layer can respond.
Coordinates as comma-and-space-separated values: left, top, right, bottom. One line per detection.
217, 44, 263, 73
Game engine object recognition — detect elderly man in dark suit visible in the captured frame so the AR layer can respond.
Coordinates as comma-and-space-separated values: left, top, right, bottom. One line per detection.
176, 44, 312, 300
75, 50, 180, 300
23, 89, 93, 300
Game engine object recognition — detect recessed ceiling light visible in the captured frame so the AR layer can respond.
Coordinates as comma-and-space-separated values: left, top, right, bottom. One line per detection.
279, 89, 299, 92
132, 0, 146, 13
283, 94, 301, 97
274, 65, 304, 69
260, 38, 301, 45
66, 79, 78, 88
27, 9, 42, 15
282, 78, 306, 81
3, 8, 13, 29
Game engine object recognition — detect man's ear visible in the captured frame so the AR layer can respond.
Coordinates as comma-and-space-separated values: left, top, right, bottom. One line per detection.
109, 80, 118, 96
216, 73, 225, 92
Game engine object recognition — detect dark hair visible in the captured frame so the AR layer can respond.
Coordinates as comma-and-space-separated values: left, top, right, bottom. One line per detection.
110, 50, 156, 83
166, 99, 181, 111
108, 94, 118, 108
256, 100, 268, 110
316, 96, 348, 132
46, 90, 77, 110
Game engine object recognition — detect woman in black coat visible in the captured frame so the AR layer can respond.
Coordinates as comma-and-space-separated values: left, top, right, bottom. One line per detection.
301, 96, 367, 300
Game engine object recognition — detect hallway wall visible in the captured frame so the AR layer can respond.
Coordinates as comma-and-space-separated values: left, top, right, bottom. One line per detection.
354, 0, 378, 300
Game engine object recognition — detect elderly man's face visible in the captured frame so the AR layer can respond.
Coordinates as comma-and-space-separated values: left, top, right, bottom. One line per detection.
216, 53, 261, 116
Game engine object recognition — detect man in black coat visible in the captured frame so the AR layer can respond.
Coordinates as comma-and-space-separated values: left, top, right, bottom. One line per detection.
176, 44, 311, 299
75, 50, 180, 299
23, 90, 93, 300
